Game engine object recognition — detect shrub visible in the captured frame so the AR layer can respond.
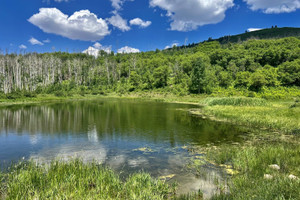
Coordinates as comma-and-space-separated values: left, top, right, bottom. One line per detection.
5, 90, 23, 99
23, 90, 37, 98
54, 90, 66, 97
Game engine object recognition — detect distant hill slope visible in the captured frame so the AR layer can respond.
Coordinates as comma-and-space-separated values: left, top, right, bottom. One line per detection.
214, 27, 300, 44
169, 27, 300, 50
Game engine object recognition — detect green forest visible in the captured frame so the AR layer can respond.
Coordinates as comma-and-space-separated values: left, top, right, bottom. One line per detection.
0, 36, 300, 100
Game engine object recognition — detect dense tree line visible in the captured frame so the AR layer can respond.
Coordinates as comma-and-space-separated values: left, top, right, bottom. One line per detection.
0, 37, 299, 98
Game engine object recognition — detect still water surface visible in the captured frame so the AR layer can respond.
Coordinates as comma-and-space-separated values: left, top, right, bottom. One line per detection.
0, 99, 246, 197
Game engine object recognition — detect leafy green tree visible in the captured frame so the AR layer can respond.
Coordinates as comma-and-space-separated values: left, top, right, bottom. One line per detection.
129, 71, 141, 91
235, 71, 251, 88
153, 65, 170, 88
218, 71, 232, 88
249, 71, 267, 91
261, 65, 279, 87
278, 59, 300, 86
190, 58, 206, 93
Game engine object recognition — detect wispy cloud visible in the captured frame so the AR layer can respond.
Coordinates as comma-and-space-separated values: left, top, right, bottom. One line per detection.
29, 37, 43, 45
19, 44, 27, 49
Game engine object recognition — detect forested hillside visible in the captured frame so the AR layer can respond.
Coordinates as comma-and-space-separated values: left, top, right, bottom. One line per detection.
215, 27, 300, 44
0, 37, 299, 99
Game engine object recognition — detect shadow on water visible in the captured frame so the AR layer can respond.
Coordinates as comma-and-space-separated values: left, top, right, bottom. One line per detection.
0, 98, 248, 198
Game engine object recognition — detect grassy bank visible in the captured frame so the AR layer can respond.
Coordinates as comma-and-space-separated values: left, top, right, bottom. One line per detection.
186, 97, 300, 199
0, 160, 181, 200
185, 132, 300, 199
0, 92, 205, 107
1, 93, 299, 134
205, 136, 300, 199
190, 97, 300, 134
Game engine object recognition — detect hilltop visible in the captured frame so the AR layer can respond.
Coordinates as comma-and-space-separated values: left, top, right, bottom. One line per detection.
170, 27, 300, 50
216, 27, 300, 44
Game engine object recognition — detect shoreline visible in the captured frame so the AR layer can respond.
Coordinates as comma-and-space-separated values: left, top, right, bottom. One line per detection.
0, 93, 299, 134
0, 93, 203, 107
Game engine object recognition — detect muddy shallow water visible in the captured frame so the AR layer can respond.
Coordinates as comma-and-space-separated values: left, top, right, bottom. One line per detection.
0, 98, 246, 198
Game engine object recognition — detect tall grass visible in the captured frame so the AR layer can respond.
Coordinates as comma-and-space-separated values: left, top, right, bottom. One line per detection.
199, 98, 300, 134
0, 160, 176, 200
201, 97, 268, 106
205, 141, 300, 199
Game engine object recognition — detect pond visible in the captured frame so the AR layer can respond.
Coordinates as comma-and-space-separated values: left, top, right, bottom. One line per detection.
0, 98, 247, 198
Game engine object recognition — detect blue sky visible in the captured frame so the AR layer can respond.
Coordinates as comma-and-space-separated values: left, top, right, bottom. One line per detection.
0, 0, 300, 54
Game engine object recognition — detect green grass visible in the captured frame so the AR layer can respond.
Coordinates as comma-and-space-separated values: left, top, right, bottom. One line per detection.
200, 97, 268, 106
0, 160, 177, 200
198, 98, 300, 134
0, 92, 206, 108
204, 139, 300, 200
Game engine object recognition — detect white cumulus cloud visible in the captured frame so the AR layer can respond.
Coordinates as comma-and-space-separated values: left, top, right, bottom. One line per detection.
28, 8, 110, 41
19, 44, 27, 49
247, 28, 262, 32
150, 0, 234, 31
129, 18, 152, 28
107, 14, 130, 31
164, 42, 179, 49
243, 0, 300, 14
29, 37, 44, 45
83, 42, 112, 57
117, 46, 140, 54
